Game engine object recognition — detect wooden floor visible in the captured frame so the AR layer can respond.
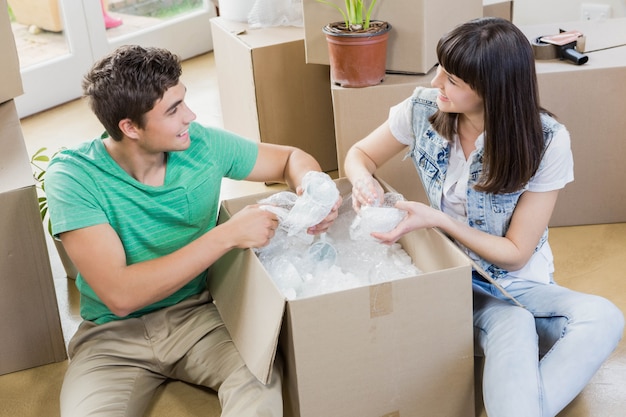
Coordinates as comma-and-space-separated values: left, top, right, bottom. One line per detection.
2, 52, 625, 417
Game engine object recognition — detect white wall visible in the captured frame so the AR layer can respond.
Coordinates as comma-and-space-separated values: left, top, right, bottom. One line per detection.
513, 0, 626, 25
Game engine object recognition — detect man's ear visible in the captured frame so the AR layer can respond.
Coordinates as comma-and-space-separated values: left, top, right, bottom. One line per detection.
119, 118, 140, 139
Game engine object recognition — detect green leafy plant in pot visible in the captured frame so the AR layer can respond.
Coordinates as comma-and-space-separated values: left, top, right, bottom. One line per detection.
31, 147, 78, 279
317, 0, 391, 88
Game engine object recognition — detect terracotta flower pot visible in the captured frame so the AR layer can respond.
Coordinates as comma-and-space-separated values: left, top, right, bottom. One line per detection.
322, 21, 392, 88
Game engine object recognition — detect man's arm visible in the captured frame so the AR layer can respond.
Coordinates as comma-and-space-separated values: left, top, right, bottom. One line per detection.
244, 143, 323, 191
60, 202, 280, 318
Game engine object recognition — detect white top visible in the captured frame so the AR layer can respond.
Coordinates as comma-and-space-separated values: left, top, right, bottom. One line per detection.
388, 95, 574, 285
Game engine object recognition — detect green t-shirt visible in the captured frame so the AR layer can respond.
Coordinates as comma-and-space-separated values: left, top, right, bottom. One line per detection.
46, 122, 258, 324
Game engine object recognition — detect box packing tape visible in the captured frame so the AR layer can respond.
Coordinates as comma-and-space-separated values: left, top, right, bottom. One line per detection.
370, 282, 394, 318
532, 37, 560, 60
532, 32, 587, 60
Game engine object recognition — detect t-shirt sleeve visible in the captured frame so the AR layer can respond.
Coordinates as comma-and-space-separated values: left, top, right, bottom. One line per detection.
388, 94, 417, 146
528, 126, 574, 192
46, 156, 109, 237
193, 123, 259, 180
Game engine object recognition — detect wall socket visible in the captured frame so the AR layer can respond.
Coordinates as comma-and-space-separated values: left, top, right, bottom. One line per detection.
580, 3, 612, 20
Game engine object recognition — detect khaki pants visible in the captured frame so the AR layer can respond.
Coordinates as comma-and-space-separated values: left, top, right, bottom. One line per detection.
60, 291, 283, 417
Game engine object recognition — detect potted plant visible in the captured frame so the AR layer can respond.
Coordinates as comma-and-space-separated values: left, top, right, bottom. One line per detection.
31, 147, 78, 279
317, 0, 391, 88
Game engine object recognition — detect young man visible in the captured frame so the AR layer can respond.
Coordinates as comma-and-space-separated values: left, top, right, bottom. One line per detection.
46, 45, 339, 417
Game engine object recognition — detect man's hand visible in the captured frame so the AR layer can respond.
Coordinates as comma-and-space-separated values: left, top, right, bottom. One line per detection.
227, 204, 280, 248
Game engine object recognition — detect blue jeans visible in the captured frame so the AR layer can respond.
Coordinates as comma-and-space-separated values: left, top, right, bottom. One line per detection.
473, 274, 624, 417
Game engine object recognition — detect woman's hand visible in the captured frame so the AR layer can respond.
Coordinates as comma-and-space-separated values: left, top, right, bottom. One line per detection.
371, 200, 442, 244
352, 176, 385, 211
227, 204, 279, 248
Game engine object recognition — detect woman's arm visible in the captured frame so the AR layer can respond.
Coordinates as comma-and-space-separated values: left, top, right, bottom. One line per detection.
344, 121, 408, 209
374, 189, 560, 271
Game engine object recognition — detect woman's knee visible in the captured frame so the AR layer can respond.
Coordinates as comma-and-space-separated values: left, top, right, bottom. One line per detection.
475, 305, 538, 354
595, 297, 624, 344
573, 295, 624, 346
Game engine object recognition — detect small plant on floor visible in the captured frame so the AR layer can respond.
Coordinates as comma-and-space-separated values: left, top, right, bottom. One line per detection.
31, 146, 78, 279
30, 147, 60, 236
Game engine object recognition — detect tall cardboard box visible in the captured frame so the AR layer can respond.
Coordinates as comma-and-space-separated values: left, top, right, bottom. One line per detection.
210, 17, 338, 172
209, 178, 475, 417
0, 4, 66, 375
302, 0, 483, 75
0, 100, 67, 375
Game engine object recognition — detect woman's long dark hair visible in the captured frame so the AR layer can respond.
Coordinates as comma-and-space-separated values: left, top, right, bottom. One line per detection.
429, 17, 546, 194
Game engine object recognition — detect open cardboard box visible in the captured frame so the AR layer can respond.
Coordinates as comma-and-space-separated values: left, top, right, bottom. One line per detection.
209, 178, 475, 417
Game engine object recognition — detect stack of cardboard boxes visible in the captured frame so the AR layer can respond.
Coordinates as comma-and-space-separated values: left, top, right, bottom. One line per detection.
0, 0, 66, 376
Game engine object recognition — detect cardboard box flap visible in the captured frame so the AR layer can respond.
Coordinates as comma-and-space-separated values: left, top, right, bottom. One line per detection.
208, 203, 286, 384
212, 17, 306, 49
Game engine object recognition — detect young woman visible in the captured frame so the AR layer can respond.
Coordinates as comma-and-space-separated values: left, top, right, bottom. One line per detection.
344, 17, 624, 417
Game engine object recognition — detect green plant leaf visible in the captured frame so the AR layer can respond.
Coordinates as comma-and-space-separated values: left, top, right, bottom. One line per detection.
317, 0, 379, 30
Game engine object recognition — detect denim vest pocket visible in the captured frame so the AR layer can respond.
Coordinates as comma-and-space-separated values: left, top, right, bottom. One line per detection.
411, 141, 445, 209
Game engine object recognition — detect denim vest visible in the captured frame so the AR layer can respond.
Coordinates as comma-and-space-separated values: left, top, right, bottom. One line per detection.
406, 88, 562, 282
